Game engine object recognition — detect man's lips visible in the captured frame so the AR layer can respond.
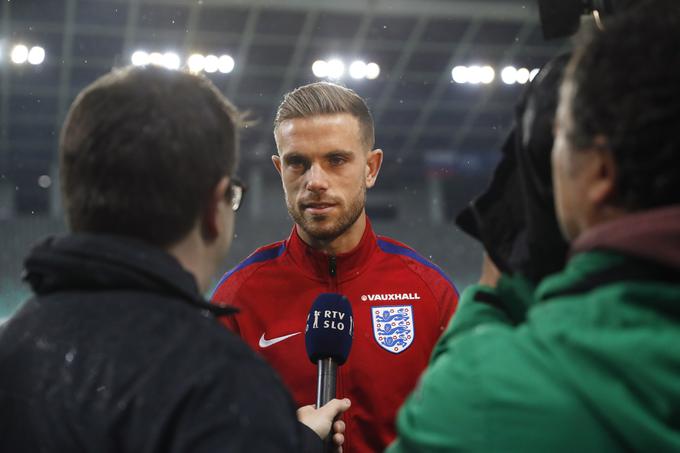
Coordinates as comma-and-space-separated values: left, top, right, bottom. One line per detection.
301, 202, 337, 214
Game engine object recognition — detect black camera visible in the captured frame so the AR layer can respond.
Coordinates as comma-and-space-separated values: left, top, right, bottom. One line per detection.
538, 0, 628, 39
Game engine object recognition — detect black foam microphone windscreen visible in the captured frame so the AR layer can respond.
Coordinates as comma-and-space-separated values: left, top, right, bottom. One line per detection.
305, 293, 354, 365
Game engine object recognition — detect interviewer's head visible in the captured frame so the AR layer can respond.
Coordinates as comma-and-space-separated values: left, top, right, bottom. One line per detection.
59, 66, 242, 285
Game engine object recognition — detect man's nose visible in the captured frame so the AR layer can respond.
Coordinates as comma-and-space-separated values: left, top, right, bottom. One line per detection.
305, 163, 329, 192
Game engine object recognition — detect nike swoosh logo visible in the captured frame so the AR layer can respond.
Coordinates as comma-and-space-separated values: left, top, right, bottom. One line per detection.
258, 332, 301, 348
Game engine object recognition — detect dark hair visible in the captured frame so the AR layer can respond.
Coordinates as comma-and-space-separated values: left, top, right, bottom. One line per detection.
274, 82, 375, 149
60, 65, 241, 247
565, 0, 680, 209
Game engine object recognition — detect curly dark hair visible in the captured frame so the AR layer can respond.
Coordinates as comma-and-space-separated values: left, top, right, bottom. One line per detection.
565, 0, 680, 209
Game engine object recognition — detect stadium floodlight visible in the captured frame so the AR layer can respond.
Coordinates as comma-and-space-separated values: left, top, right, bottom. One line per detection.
312, 60, 328, 78
187, 53, 205, 73
529, 68, 540, 81
349, 60, 367, 79
451, 66, 468, 84
501, 66, 517, 84
467, 65, 483, 84
516, 67, 530, 84
149, 52, 164, 67
162, 52, 180, 70
27, 46, 45, 65
327, 59, 344, 79
131, 50, 149, 66
218, 54, 235, 74
10, 44, 29, 64
204, 54, 219, 73
480, 65, 495, 84
365, 62, 380, 80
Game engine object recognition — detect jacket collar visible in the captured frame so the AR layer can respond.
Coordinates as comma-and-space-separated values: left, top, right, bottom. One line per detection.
570, 205, 680, 272
285, 217, 378, 282
23, 233, 237, 316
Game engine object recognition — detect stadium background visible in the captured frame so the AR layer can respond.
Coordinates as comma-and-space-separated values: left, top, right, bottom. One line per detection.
0, 0, 566, 321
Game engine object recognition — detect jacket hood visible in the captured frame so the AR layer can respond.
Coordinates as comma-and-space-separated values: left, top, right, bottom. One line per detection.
571, 205, 680, 271
23, 233, 235, 315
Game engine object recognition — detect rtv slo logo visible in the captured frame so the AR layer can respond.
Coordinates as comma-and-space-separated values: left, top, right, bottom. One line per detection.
306, 310, 354, 335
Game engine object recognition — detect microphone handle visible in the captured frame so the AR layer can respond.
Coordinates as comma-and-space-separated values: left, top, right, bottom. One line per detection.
316, 358, 338, 453
316, 357, 337, 407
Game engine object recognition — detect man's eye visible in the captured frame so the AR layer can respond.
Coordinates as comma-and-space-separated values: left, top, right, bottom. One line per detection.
329, 156, 345, 166
287, 157, 305, 168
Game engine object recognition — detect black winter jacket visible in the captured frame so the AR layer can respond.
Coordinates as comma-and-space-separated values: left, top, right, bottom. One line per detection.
0, 234, 320, 452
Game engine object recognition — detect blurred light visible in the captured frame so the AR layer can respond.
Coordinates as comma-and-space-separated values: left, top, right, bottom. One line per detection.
312, 60, 328, 78
451, 66, 468, 84
10, 44, 29, 64
529, 68, 540, 81
149, 52, 164, 66
365, 62, 380, 80
312, 59, 378, 80
501, 66, 517, 85
453, 65, 494, 85
467, 65, 483, 84
349, 60, 367, 79
218, 54, 235, 74
480, 65, 495, 84
327, 59, 344, 79
187, 53, 205, 72
516, 67, 530, 84
27, 46, 45, 65
204, 54, 219, 73
162, 52, 180, 70
131, 50, 149, 66
37, 175, 52, 189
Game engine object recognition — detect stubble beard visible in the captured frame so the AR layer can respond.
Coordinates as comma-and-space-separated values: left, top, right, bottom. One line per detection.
287, 187, 366, 243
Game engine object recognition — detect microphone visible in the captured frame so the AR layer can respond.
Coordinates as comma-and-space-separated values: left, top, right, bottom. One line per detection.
305, 293, 354, 410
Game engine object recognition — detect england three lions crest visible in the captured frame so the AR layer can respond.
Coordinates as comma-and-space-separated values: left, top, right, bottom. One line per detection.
372, 305, 414, 354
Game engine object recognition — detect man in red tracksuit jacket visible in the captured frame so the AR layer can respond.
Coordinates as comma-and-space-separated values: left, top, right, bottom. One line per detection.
212, 81, 458, 452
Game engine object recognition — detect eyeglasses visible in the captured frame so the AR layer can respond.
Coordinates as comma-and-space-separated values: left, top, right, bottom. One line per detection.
227, 178, 246, 212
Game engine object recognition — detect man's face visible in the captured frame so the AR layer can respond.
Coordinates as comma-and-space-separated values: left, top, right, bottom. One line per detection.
552, 78, 593, 241
197, 176, 236, 294
273, 113, 381, 244
216, 180, 237, 268
220, 201, 235, 258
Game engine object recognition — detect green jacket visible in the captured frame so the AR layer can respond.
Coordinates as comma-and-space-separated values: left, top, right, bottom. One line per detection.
388, 208, 680, 452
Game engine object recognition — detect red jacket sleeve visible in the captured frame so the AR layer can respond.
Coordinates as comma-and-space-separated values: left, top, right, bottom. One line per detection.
211, 266, 251, 335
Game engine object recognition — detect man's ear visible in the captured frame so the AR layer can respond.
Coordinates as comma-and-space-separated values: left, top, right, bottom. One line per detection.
365, 149, 383, 189
587, 135, 617, 205
201, 176, 230, 241
272, 154, 282, 175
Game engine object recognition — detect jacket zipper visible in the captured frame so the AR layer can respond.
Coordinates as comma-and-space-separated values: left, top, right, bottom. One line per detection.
328, 255, 337, 292
327, 253, 345, 440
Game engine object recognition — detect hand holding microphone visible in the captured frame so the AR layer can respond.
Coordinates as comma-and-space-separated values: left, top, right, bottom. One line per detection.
297, 399, 351, 450
302, 293, 354, 451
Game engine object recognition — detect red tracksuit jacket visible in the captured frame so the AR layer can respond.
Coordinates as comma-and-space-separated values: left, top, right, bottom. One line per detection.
211, 219, 458, 452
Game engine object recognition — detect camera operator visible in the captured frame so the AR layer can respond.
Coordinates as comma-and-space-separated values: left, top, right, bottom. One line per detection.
388, 1, 680, 451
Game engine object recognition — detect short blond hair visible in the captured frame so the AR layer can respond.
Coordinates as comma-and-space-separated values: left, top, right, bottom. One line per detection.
274, 82, 375, 148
